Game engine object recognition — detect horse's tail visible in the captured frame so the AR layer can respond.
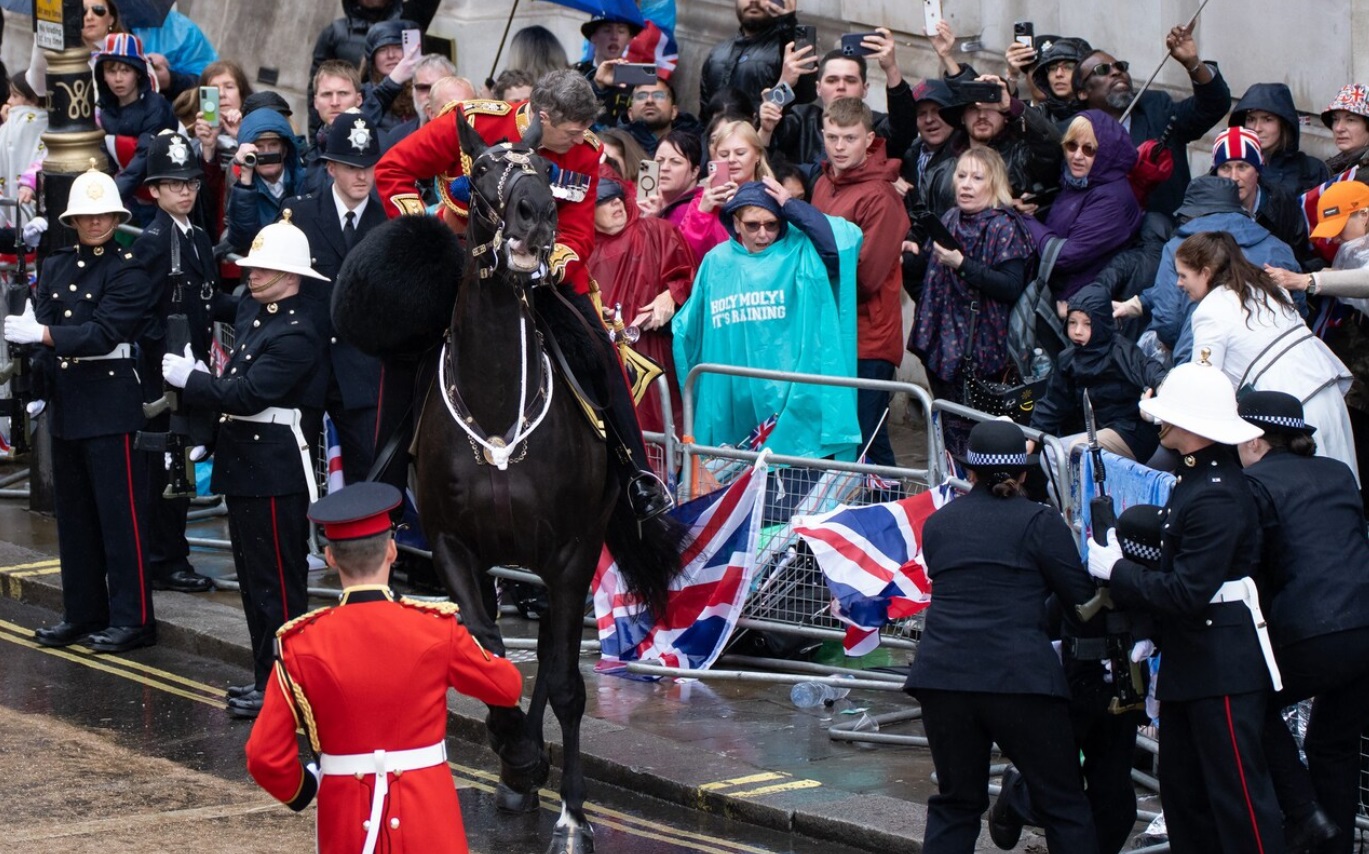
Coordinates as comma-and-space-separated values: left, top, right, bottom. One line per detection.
603, 500, 688, 619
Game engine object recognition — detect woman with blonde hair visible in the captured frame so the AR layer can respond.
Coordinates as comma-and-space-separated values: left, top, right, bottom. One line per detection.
679, 119, 774, 261
909, 146, 1035, 455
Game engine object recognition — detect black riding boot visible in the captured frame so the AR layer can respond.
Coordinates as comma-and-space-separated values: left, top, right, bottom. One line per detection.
535, 287, 674, 521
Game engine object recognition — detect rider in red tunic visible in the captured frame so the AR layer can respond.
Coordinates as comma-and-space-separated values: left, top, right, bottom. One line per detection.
372, 70, 673, 520
245, 483, 524, 854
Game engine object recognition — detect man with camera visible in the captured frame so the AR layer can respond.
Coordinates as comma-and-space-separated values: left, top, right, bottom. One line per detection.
225, 106, 305, 253
700, 0, 815, 123
578, 13, 644, 126
759, 27, 916, 181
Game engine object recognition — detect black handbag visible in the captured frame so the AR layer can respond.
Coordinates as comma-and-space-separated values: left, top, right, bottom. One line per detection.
960, 298, 1048, 425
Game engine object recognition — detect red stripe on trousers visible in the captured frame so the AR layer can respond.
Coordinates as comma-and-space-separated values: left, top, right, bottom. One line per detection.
270, 497, 291, 621
1224, 695, 1267, 854
374, 363, 385, 445
122, 434, 148, 624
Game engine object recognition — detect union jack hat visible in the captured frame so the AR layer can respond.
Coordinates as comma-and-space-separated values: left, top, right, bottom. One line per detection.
1210, 127, 1262, 172
1322, 83, 1369, 128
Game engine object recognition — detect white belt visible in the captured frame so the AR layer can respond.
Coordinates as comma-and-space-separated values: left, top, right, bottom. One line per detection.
226, 407, 318, 503
71, 343, 131, 361
319, 742, 447, 854
1210, 577, 1283, 692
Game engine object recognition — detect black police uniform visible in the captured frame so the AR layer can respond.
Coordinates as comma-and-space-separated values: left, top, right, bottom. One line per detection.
1109, 443, 1283, 853
281, 188, 385, 483
36, 240, 155, 639
904, 484, 1100, 854
133, 207, 219, 588
1245, 449, 1369, 849
181, 292, 320, 694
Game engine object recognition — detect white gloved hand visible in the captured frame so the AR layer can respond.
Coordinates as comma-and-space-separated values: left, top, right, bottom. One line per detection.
163, 452, 173, 471
161, 343, 205, 389
1087, 528, 1123, 581
22, 216, 47, 248
1130, 638, 1155, 663
25, 399, 45, 417
3, 300, 44, 345
189, 445, 208, 462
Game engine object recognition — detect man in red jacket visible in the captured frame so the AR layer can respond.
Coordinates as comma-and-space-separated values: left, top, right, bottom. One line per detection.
809, 97, 911, 466
373, 69, 672, 519
246, 482, 524, 854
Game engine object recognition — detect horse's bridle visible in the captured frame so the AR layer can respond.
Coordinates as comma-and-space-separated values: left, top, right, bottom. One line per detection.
467, 143, 547, 280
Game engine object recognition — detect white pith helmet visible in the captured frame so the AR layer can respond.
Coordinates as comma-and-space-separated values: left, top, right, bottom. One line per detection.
59, 159, 131, 226
1138, 353, 1263, 445
238, 210, 329, 281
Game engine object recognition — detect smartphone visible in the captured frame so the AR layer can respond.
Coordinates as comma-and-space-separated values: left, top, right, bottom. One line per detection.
955, 80, 1004, 104
637, 160, 660, 200
708, 161, 730, 190
766, 81, 796, 108
612, 63, 658, 87
402, 27, 422, 56
793, 24, 817, 55
839, 32, 879, 58
1013, 21, 1034, 49
923, 0, 942, 37
199, 86, 220, 125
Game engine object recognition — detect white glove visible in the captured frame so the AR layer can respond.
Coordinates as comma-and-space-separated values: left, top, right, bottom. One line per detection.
306, 761, 321, 787
1087, 528, 1123, 581
25, 399, 45, 417
1130, 638, 1155, 663
3, 300, 44, 345
22, 216, 47, 248
189, 445, 208, 462
161, 343, 207, 389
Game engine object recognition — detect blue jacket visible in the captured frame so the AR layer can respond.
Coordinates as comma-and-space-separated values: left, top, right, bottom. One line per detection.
225, 109, 304, 253
1143, 212, 1297, 363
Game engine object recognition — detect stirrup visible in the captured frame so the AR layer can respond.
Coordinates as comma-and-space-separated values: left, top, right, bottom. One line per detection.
627, 471, 673, 521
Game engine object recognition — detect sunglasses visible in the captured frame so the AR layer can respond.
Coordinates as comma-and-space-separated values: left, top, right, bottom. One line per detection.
85, 4, 109, 16
413, 83, 432, 93
1087, 60, 1129, 79
737, 219, 780, 234
1064, 140, 1097, 156
632, 91, 670, 102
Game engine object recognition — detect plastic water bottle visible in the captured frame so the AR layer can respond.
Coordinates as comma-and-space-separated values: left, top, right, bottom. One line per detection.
790, 680, 851, 708
1030, 347, 1053, 381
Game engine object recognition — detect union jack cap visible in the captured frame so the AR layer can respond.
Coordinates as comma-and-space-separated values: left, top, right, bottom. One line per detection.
1210, 127, 1262, 172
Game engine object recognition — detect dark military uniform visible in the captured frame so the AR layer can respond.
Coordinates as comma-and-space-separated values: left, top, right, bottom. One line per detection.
904, 484, 1100, 854
132, 208, 219, 585
281, 188, 386, 483
36, 240, 155, 633
1109, 444, 1283, 853
1245, 449, 1369, 849
181, 293, 320, 691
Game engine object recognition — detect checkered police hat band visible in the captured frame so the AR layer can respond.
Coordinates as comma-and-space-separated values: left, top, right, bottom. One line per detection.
1121, 538, 1161, 562
965, 451, 1028, 467
1247, 414, 1307, 430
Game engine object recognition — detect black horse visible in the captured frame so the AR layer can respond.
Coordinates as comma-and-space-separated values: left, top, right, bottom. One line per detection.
358, 120, 683, 853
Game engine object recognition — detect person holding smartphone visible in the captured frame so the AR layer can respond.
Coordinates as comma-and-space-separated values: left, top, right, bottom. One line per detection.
358, 19, 423, 134
577, 13, 644, 125
699, 0, 816, 124
679, 120, 775, 262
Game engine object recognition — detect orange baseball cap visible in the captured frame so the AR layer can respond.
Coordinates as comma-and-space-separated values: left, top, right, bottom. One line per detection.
1311, 181, 1369, 239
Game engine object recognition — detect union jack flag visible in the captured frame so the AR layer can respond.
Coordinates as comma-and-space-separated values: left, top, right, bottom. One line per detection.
793, 484, 956, 655
1301, 166, 1359, 264
745, 413, 778, 450
323, 414, 346, 494
592, 458, 767, 674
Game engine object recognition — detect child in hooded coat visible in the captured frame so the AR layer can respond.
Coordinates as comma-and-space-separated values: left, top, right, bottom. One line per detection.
1030, 284, 1167, 465
93, 34, 178, 225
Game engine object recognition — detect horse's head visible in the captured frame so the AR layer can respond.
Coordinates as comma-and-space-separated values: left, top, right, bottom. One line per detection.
458, 114, 558, 279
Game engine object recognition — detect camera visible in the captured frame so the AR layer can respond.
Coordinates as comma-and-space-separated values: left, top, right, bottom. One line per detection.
242, 152, 258, 167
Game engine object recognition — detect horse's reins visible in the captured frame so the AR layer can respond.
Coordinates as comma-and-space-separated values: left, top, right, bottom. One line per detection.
439, 144, 556, 471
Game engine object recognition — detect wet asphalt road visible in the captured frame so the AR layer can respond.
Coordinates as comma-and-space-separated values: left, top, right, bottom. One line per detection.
0, 595, 875, 854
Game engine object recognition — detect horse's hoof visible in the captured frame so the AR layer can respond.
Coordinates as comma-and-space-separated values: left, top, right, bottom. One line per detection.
501, 750, 551, 792
495, 781, 541, 814
546, 821, 595, 854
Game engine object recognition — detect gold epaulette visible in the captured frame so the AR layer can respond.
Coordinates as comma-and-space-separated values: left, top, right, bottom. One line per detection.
582, 128, 603, 151
515, 102, 532, 137
275, 606, 332, 638
398, 597, 462, 618
548, 243, 579, 284
460, 99, 513, 119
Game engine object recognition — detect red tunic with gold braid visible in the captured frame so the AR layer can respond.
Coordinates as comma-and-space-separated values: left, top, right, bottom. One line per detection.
373, 99, 602, 295
245, 587, 523, 854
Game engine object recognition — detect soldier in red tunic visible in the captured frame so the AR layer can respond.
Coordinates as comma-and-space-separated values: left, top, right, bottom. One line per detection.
373, 69, 673, 520
245, 482, 524, 854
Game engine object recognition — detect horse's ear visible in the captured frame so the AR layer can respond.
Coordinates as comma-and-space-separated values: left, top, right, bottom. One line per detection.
522, 118, 543, 151
456, 106, 488, 162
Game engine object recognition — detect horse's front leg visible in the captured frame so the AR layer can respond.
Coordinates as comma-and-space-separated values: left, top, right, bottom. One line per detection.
538, 541, 599, 854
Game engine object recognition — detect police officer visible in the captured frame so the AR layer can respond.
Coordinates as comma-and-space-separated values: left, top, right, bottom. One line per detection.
1088, 360, 1284, 853
163, 215, 325, 718
282, 109, 386, 484
990, 503, 1163, 853
1237, 391, 1369, 854
133, 129, 219, 593
905, 420, 1099, 854
246, 482, 523, 853
3, 164, 157, 652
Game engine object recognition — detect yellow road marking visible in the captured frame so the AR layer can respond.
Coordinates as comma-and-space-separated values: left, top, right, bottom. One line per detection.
700, 772, 785, 791
10, 567, 62, 577
731, 779, 824, 798
0, 620, 782, 854
0, 558, 60, 573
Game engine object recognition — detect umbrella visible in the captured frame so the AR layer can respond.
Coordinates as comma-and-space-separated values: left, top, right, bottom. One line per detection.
0, 0, 175, 30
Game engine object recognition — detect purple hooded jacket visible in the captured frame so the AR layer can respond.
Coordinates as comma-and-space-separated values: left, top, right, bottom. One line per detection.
1030, 109, 1142, 300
